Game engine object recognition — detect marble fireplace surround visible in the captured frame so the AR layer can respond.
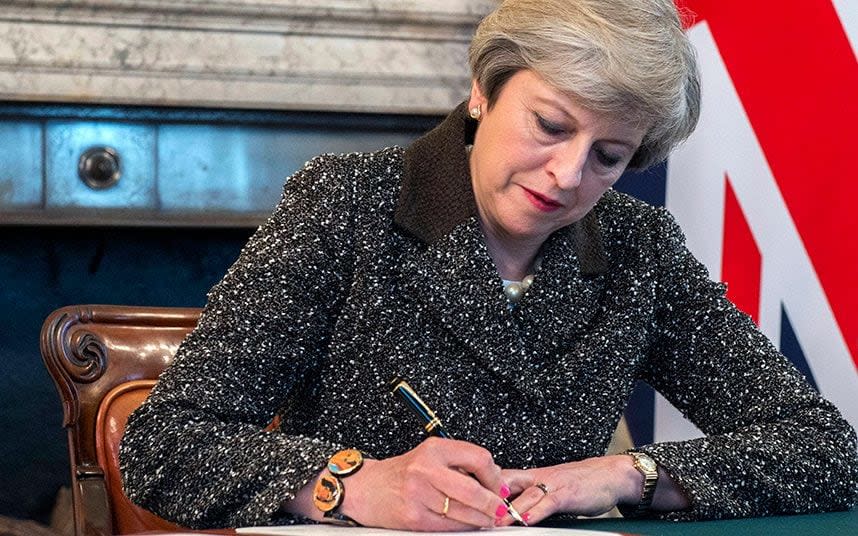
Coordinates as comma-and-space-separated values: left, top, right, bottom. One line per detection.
0, 0, 497, 114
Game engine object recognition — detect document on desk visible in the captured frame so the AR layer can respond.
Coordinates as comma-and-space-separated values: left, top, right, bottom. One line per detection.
236, 526, 622, 535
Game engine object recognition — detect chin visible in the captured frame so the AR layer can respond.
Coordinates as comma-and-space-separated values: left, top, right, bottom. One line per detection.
503, 216, 566, 242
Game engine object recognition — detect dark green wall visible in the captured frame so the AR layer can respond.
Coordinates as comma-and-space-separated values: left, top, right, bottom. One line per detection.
0, 226, 253, 522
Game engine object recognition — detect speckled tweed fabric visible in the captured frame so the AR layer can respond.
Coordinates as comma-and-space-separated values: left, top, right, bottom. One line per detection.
120, 104, 858, 529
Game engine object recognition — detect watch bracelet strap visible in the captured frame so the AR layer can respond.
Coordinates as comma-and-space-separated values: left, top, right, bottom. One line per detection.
618, 451, 658, 518
617, 475, 657, 517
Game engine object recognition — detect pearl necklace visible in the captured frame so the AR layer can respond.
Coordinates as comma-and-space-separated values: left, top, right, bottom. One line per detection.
501, 257, 542, 304
503, 274, 535, 304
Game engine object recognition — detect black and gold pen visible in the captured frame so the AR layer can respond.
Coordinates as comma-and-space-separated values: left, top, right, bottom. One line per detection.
389, 377, 528, 526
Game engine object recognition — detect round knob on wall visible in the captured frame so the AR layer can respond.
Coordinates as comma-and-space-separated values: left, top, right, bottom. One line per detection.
78, 146, 121, 190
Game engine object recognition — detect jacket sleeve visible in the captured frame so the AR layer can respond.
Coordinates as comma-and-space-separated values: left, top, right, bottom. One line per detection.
119, 154, 356, 528
637, 209, 858, 520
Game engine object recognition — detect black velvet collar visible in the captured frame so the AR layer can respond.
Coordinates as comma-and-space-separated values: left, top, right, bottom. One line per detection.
394, 101, 608, 276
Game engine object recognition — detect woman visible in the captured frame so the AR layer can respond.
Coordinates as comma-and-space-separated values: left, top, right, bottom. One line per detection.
120, 0, 858, 531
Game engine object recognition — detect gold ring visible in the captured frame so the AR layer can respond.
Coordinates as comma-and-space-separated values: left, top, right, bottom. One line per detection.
441, 496, 450, 517
535, 482, 549, 495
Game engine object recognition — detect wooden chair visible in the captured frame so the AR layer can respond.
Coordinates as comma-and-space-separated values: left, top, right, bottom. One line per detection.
41, 305, 202, 536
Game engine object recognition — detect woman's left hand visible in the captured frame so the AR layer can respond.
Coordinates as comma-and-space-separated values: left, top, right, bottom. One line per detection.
497, 455, 641, 526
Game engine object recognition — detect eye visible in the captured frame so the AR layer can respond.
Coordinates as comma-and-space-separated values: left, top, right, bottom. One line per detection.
594, 147, 622, 168
535, 113, 566, 136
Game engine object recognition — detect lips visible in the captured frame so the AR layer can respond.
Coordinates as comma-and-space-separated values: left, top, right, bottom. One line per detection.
521, 186, 563, 212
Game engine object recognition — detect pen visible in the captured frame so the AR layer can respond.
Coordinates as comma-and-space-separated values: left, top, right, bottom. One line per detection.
389, 377, 528, 526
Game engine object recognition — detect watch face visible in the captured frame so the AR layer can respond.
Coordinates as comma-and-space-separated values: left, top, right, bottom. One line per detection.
313, 475, 343, 512
328, 449, 363, 476
637, 454, 657, 473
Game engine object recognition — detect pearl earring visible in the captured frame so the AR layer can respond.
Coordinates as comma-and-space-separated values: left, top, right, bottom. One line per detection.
469, 106, 481, 120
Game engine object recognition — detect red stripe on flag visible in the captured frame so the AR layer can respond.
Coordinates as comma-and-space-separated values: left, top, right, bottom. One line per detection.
682, 0, 858, 370
721, 176, 762, 325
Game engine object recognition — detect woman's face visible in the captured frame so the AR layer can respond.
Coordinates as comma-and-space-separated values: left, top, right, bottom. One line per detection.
468, 70, 647, 247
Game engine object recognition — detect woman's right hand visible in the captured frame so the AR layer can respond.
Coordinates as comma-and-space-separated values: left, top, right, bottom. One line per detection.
287, 437, 510, 531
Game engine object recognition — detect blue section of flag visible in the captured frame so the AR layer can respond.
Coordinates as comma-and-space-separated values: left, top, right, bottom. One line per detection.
614, 161, 668, 208
625, 382, 655, 446
615, 163, 667, 445
779, 304, 819, 392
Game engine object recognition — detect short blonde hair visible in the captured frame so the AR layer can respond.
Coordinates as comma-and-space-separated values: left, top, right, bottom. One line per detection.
469, 0, 700, 169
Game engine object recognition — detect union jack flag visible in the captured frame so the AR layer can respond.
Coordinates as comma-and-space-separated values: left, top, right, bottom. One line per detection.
619, 0, 858, 442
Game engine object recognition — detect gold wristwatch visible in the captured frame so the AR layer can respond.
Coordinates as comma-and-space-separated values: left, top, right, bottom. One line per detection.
619, 451, 658, 518
312, 449, 364, 526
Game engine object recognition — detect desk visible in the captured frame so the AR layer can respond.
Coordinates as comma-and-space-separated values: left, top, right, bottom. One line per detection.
548, 508, 857, 535
140, 509, 857, 535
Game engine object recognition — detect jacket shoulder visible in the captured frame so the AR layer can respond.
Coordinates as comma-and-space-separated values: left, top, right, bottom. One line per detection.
595, 189, 686, 262
289, 147, 404, 188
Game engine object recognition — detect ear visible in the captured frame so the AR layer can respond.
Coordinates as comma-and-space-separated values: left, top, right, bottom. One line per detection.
468, 79, 487, 113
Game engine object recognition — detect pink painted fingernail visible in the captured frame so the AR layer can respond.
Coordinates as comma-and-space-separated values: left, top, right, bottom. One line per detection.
523, 512, 531, 523
495, 504, 509, 518
500, 483, 511, 499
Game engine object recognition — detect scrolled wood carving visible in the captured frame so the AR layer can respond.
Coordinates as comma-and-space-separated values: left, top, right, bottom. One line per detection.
64, 329, 108, 383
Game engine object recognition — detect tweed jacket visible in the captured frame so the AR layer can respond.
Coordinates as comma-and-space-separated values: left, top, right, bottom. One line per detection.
120, 103, 858, 529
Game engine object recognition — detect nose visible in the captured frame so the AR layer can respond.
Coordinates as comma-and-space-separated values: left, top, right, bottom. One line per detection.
546, 140, 588, 190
